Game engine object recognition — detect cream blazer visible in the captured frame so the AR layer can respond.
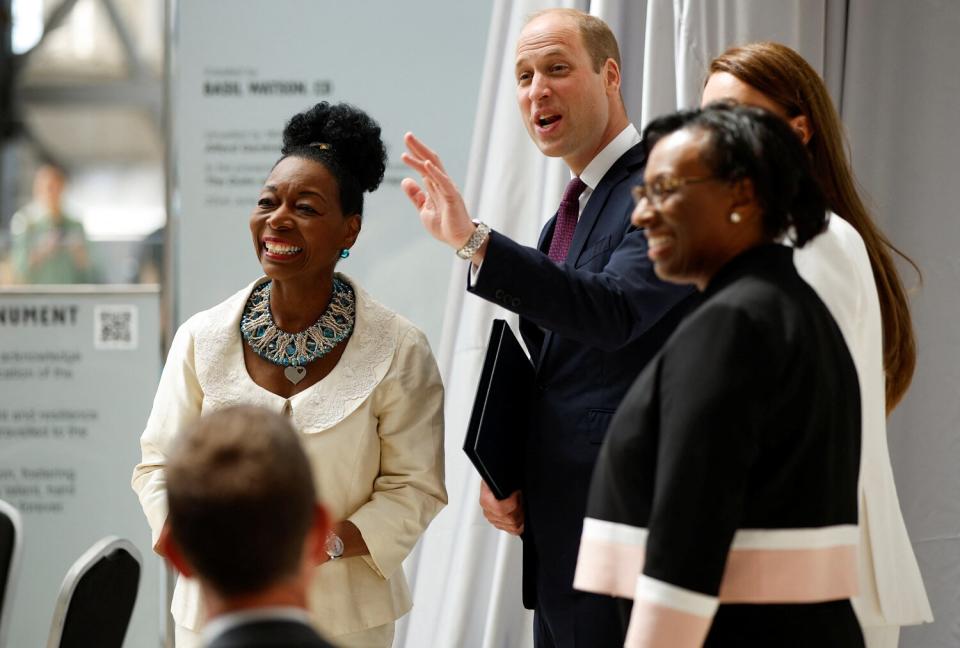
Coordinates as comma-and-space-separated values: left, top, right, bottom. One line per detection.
131, 275, 447, 637
794, 215, 932, 629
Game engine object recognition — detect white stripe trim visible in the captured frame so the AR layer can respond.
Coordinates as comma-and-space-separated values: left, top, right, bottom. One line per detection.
582, 517, 648, 546
635, 574, 719, 618
731, 525, 858, 550
583, 521, 857, 551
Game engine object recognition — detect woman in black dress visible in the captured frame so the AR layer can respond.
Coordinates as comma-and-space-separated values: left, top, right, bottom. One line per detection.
573, 103, 864, 647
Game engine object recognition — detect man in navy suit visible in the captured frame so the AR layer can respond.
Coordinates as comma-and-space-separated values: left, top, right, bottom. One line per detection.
157, 406, 335, 648
402, 8, 694, 647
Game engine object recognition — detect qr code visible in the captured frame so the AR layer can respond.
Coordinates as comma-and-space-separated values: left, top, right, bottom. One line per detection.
93, 305, 138, 350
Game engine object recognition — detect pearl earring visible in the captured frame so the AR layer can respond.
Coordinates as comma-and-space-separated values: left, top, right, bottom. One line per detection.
729, 212, 742, 224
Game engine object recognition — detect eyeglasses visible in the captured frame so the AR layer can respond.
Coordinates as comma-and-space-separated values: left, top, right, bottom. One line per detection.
631, 175, 716, 208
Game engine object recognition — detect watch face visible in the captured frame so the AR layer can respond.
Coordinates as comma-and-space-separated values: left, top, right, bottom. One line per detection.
325, 533, 344, 558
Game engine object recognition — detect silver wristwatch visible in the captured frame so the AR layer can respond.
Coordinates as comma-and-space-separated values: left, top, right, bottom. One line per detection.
325, 532, 344, 561
456, 222, 491, 260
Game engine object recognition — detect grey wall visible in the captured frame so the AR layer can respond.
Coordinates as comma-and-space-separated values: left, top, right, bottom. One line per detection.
843, 2, 960, 645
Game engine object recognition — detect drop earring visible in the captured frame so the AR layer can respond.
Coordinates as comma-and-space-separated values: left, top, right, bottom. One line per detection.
729, 212, 742, 224
340, 248, 350, 259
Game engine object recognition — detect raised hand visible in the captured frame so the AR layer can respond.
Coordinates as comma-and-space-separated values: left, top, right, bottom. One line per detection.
401, 132, 482, 257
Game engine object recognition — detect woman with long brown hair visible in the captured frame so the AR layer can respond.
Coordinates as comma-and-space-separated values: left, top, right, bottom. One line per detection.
702, 42, 930, 647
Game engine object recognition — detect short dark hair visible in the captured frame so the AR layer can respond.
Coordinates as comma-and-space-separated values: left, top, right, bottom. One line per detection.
642, 102, 827, 247
527, 8, 621, 72
166, 406, 316, 597
279, 101, 387, 218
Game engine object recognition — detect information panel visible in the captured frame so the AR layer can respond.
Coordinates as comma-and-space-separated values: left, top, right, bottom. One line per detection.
172, 1, 493, 347
0, 287, 162, 648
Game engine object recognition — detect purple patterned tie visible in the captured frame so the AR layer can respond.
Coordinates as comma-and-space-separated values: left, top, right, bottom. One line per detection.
547, 176, 587, 262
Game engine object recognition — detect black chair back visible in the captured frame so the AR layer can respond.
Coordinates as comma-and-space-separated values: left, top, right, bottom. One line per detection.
0, 499, 23, 648
46, 536, 141, 648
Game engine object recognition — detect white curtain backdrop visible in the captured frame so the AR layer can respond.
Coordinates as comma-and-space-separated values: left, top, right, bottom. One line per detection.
396, 2, 579, 647
626, 0, 846, 126
399, 1, 960, 646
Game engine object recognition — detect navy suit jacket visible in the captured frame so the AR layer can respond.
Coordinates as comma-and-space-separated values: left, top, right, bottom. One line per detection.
468, 141, 697, 608
206, 619, 335, 648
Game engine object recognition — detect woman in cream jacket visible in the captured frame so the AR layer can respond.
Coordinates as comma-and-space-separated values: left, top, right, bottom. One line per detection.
133, 102, 446, 648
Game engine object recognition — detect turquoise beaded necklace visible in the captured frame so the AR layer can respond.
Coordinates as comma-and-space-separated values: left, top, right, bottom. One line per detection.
240, 277, 355, 371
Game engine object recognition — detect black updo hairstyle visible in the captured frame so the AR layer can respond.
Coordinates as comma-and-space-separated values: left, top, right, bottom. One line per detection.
279, 101, 387, 218
641, 102, 827, 247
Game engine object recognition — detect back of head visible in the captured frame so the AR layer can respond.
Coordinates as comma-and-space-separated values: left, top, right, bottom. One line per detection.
710, 42, 918, 410
643, 102, 827, 246
166, 406, 316, 597
280, 101, 387, 217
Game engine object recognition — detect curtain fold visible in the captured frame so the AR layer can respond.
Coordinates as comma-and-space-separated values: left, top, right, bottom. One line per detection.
397, 2, 577, 646
637, 0, 836, 128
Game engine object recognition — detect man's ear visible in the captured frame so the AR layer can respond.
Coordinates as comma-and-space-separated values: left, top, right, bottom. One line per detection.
789, 114, 813, 146
157, 521, 195, 578
602, 58, 621, 95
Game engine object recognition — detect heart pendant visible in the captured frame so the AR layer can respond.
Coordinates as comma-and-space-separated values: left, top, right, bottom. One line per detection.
284, 365, 307, 385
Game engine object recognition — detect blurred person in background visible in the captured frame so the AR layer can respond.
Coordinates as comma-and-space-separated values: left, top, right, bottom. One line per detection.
9, 163, 93, 284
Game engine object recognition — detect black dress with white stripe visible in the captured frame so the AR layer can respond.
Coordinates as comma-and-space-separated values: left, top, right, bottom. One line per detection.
575, 244, 864, 647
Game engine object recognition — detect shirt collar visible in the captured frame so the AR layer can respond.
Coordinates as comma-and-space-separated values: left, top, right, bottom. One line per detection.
203, 606, 314, 643
578, 123, 641, 190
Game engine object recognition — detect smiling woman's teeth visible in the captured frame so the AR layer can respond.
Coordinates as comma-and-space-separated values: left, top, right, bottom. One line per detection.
646, 236, 671, 249
264, 242, 302, 255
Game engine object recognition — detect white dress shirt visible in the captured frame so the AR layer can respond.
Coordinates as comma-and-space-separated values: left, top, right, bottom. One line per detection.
575, 123, 642, 220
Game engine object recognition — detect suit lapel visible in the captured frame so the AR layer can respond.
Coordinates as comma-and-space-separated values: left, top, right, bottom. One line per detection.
536, 143, 647, 369
538, 215, 557, 253
566, 142, 646, 266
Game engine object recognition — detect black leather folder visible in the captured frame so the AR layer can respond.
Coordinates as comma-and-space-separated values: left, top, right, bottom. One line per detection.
463, 319, 535, 500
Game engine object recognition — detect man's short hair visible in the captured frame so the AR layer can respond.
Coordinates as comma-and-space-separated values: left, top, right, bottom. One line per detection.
527, 8, 622, 72
166, 406, 316, 597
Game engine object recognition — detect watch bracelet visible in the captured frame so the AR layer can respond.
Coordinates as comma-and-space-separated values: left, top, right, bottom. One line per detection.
456, 222, 491, 260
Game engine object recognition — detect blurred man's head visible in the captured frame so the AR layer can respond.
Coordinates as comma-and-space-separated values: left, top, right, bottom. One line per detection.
158, 406, 327, 609
33, 164, 66, 216
514, 9, 628, 174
